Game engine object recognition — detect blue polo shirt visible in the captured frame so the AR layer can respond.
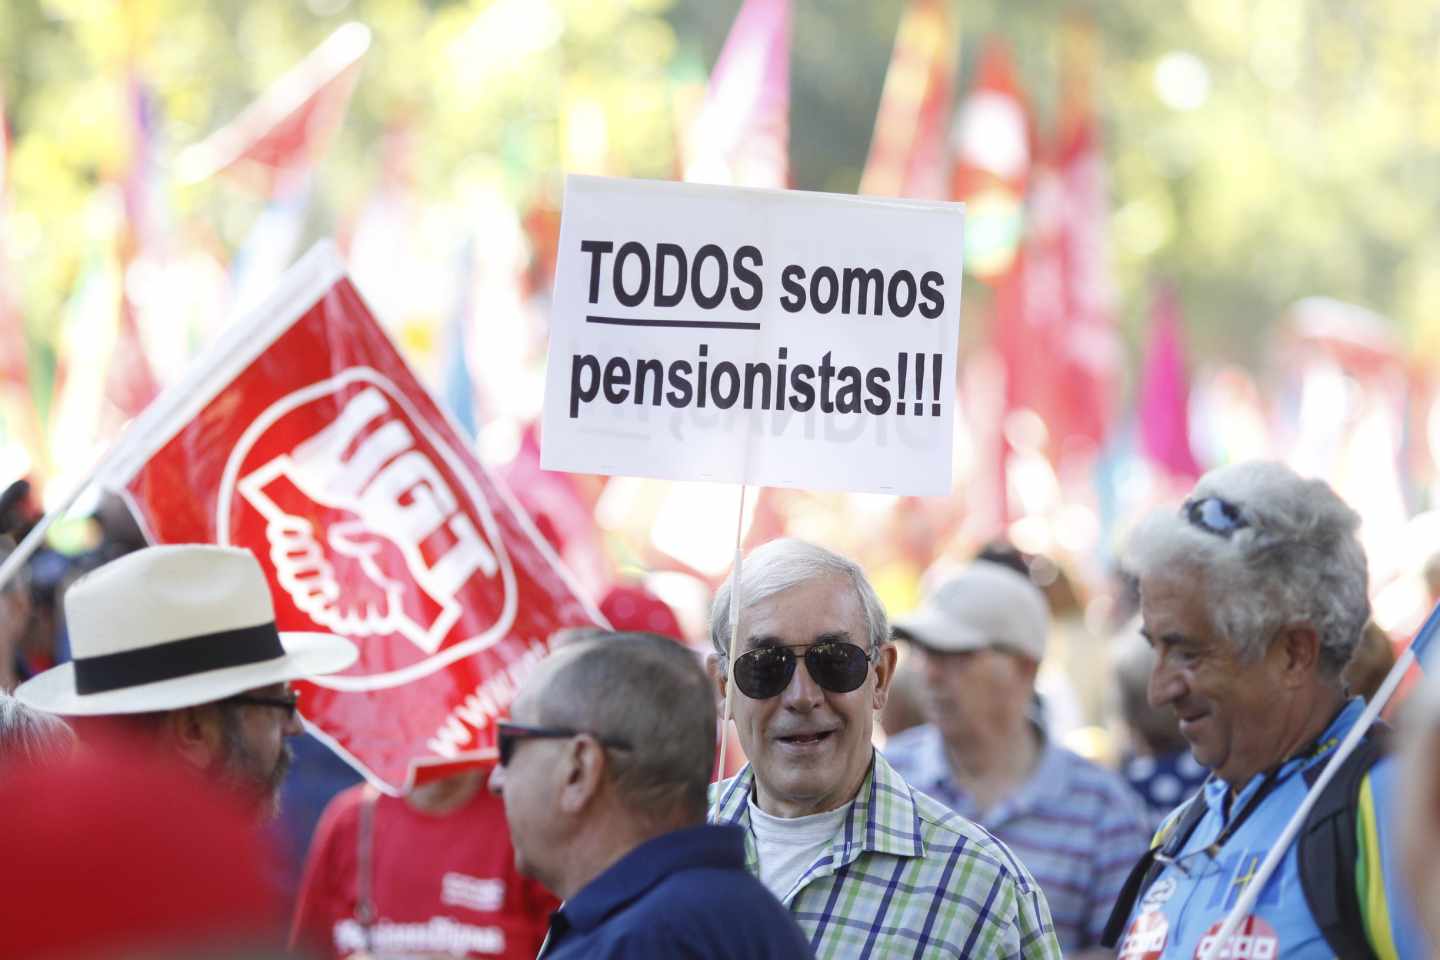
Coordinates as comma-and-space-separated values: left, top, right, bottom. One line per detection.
885, 723, 1150, 952
539, 823, 813, 959
1114, 698, 1430, 958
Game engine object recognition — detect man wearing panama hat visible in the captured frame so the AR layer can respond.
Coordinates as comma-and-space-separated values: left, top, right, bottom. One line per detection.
16, 543, 357, 816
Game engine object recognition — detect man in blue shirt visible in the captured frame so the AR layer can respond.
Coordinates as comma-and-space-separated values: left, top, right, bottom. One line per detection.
1108, 461, 1430, 958
886, 560, 1150, 956
488, 631, 811, 959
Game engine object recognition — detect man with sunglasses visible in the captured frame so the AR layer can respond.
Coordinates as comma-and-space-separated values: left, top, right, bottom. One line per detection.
1103, 462, 1430, 958
14, 544, 357, 818
488, 631, 811, 959
885, 560, 1150, 958
708, 538, 1061, 958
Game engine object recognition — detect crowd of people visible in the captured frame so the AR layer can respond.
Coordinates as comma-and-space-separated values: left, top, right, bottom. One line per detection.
3, 460, 1440, 958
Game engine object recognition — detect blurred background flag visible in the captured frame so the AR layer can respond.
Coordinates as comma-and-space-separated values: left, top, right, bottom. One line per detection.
108, 75, 162, 422
177, 23, 370, 316
1053, 16, 1119, 461
682, 0, 791, 189
859, 0, 956, 200
175, 23, 370, 191
951, 38, 1029, 280
1139, 283, 1201, 481
0, 84, 42, 486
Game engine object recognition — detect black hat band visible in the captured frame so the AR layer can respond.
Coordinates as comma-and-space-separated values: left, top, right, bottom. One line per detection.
72, 623, 287, 695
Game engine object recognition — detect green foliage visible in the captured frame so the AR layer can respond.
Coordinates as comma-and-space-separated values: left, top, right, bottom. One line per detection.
4, 0, 1440, 377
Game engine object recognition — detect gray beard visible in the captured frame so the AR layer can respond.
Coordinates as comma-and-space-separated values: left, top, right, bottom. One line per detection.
212, 713, 294, 818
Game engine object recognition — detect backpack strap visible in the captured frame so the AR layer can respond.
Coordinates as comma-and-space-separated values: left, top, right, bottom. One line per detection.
1297, 728, 1389, 960
1100, 788, 1210, 948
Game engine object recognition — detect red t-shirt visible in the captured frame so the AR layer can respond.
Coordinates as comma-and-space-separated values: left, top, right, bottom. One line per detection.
291, 783, 557, 959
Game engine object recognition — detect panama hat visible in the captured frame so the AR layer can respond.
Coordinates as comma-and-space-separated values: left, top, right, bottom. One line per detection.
16, 544, 357, 715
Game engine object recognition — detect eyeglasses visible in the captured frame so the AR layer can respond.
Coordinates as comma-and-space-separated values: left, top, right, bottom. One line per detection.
225, 691, 300, 720
1183, 495, 1249, 538
495, 721, 633, 767
731, 640, 874, 700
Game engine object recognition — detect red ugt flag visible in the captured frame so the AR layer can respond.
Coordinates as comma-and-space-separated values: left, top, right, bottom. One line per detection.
104, 243, 603, 793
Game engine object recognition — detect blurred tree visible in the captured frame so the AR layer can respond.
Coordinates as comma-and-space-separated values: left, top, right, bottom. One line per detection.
673, 0, 1440, 367
5, 0, 1440, 446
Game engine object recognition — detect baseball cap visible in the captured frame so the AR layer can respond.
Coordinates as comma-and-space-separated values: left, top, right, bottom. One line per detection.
893, 561, 1050, 660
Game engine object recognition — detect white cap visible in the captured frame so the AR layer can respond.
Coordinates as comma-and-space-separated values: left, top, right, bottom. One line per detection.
893, 562, 1049, 661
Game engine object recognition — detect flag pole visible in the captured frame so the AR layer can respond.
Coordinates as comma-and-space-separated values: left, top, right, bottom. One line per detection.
713, 482, 749, 802
1208, 602, 1440, 952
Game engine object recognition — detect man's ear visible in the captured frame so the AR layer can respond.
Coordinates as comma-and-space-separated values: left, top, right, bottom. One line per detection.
1274, 625, 1322, 686
556, 736, 608, 816
166, 705, 224, 771
871, 643, 899, 711
706, 653, 728, 702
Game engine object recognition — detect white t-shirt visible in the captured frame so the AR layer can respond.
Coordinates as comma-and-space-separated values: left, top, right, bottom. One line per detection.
747, 797, 851, 902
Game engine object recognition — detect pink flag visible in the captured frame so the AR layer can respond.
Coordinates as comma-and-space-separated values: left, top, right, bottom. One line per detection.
108, 77, 162, 419
1139, 284, 1202, 480
683, 0, 791, 189
860, 0, 956, 199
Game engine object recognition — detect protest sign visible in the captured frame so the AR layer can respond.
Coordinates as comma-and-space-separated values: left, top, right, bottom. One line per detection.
102, 242, 604, 793
541, 176, 965, 496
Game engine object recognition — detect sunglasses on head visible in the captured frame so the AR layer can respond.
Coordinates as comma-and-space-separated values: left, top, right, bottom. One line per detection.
495, 721, 632, 767
731, 640, 874, 700
1184, 495, 1249, 538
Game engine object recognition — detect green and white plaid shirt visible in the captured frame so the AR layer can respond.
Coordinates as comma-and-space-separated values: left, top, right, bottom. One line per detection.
711, 751, 1063, 959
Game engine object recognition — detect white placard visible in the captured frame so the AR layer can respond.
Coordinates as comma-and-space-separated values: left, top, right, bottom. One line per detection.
541, 176, 965, 496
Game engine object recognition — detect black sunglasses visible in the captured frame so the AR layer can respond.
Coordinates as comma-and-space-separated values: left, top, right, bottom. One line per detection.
731, 640, 874, 700
496, 721, 633, 767
1184, 495, 1249, 538
225, 690, 300, 720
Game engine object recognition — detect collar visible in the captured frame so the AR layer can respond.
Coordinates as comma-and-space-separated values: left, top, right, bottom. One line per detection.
714, 750, 926, 881
912, 722, 1061, 824
558, 824, 746, 933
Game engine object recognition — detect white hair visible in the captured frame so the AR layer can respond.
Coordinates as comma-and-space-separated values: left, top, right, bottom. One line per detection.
1124, 461, 1368, 675
709, 538, 890, 662
0, 693, 75, 768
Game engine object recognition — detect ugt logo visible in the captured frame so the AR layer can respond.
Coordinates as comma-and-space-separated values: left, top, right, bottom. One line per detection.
218, 368, 517, 691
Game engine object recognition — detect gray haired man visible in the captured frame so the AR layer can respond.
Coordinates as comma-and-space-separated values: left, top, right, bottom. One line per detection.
489, 631, 811, 958
709, 537, 1061, 958
1104, 461, 1429, 957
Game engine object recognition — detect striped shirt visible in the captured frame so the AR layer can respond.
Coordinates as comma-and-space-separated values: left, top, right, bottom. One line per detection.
711, 750, 1062, 959
884, 724, 1150, 952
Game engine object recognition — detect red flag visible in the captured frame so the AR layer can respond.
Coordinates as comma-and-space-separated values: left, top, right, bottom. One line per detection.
1139, 284, 1201, 480
1050, 21, 1119, 453
107, 243, 604, 793
860, 0, 956, 199
683, 0, 791, 189
950, 40, 1030, 280
500, 425, 612, 601
176, 23, 370, 193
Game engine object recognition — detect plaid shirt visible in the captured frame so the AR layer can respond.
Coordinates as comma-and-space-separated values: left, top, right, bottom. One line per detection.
711, 751, 1063, 959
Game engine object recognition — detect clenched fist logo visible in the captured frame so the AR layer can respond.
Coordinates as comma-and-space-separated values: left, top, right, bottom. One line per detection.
238, 386, 498, 655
